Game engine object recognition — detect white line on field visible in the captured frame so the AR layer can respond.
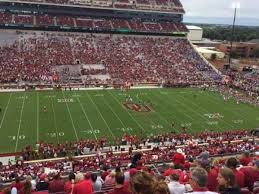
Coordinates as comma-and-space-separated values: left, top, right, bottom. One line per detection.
102, 94, 132, 136
86, 91, 115, 140
15, 94, 25, 152
147, 89, 179, 133
50, 97, 60, 143
108, 91, 145, 133
62, 91, 79, 141
37, 93, 39, 142
76, 96, 97, 140
0, 93, 12, 129
179, 93, 234, 129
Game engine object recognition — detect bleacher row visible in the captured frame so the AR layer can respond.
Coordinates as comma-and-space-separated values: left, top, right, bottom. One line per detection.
0, 13, 188, 33
14, 0, 185, 13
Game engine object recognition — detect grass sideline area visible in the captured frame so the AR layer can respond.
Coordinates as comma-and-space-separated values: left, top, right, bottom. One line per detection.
0, 88, 258, 154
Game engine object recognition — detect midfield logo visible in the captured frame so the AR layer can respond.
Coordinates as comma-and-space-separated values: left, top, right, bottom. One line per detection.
123, 103, 151, 113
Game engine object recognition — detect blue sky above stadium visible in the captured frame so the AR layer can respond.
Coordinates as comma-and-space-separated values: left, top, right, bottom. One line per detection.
181, 0, 259, 18
181, 0, 259, 25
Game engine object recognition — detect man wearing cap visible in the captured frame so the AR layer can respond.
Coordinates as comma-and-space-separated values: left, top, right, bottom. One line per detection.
173, 149, 185, 166
185, 167, 217, 194
168, 170, 185, 194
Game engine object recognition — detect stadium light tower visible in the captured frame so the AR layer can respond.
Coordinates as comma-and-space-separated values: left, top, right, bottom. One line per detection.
228, 2, 240, 68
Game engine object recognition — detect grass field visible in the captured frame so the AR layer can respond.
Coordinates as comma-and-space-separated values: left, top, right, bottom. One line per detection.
0, 88, 258, 154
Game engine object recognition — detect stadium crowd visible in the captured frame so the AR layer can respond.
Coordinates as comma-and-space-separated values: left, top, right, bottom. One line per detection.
0, 12, 188, 33
0, 129, 258, 194
0, 32, 221, 84
16, 0, 185, 12
224, 70, 259, 95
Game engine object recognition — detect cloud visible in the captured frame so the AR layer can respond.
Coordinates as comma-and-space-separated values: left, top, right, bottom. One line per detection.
181, 0, 259, 18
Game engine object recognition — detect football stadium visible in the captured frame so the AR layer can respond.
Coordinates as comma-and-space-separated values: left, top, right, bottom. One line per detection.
0, 0, 258, 193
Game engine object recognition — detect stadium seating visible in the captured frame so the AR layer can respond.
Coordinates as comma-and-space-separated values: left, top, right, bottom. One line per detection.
16, 0, 185, 12
0, 12, 190, 33
14, 15, 34, 25
0, 129, 258, 194
56, 16, 75, 27
36, 15, 55, 26
0, 32, 221, 84
0, 12, 12, 24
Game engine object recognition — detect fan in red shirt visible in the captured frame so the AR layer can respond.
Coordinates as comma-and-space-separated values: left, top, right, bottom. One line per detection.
239, 151, 253, 166
48, 173, 65, 193
240, 160, 259, 191
72, 173, 93, 194
108, 172, 131, 194
226, 157, 245, 188
172, 148, 185, 166
64, 173, 75, 194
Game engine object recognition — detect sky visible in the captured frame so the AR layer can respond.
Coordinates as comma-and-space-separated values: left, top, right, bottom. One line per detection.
181, 0, 259, 19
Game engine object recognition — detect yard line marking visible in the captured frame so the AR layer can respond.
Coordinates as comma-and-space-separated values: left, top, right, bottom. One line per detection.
147, 89, 180, 133
108, 91, 146, 134
62, 91, 79, 141
0, 93, 12, 129
50, 97, 60, 143
157, 89, 206, 132
37, 93, 39, 142
102, 94, 132, 136
76, 96, 97, 140
15, 94, 25, 152
179, 93, 234, 129
85, 91, 115, 140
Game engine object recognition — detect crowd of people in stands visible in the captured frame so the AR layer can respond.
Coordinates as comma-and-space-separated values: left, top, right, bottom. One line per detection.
223, 70, 259, 95
16, 0, 185, 12
0, 32, 221, 84
0, 12, 188, 33
0, 131, 258, 193
16, 129, 253, 161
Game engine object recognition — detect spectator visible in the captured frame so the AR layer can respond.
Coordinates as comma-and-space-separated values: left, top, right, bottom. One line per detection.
153, 180, 170, 194
36, 175, 49, 191
226, 158, 245, 188
64, 173, 75, 194
101, 166, 110, 181
22, 180, 32, 194
197, 149, 210, 166
11, 177, 23, 193
187, 167, 217, 194
48, 173, 65, 193
217, 168, 240, 194
130, 171, 155, 194
173, 149, 185, 166
239, 151, 252, 166
105, 172, 116, 185
167, 170, 185, 194
26, 176, 36, 191
91, 173, 103, 192
240, 160, 259, 191
107, 172, 131, 194
72, 173, 93, 194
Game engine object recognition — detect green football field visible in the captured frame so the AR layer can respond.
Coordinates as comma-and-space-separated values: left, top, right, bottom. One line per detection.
0, 88, 258, 154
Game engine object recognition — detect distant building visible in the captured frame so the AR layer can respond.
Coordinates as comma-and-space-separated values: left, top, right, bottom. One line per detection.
194, 46, 225, 59
218, 42, 258, 58
186, 25, 203, 41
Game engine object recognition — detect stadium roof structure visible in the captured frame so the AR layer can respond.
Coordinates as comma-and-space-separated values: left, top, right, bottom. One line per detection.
186, 25, 202, 30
